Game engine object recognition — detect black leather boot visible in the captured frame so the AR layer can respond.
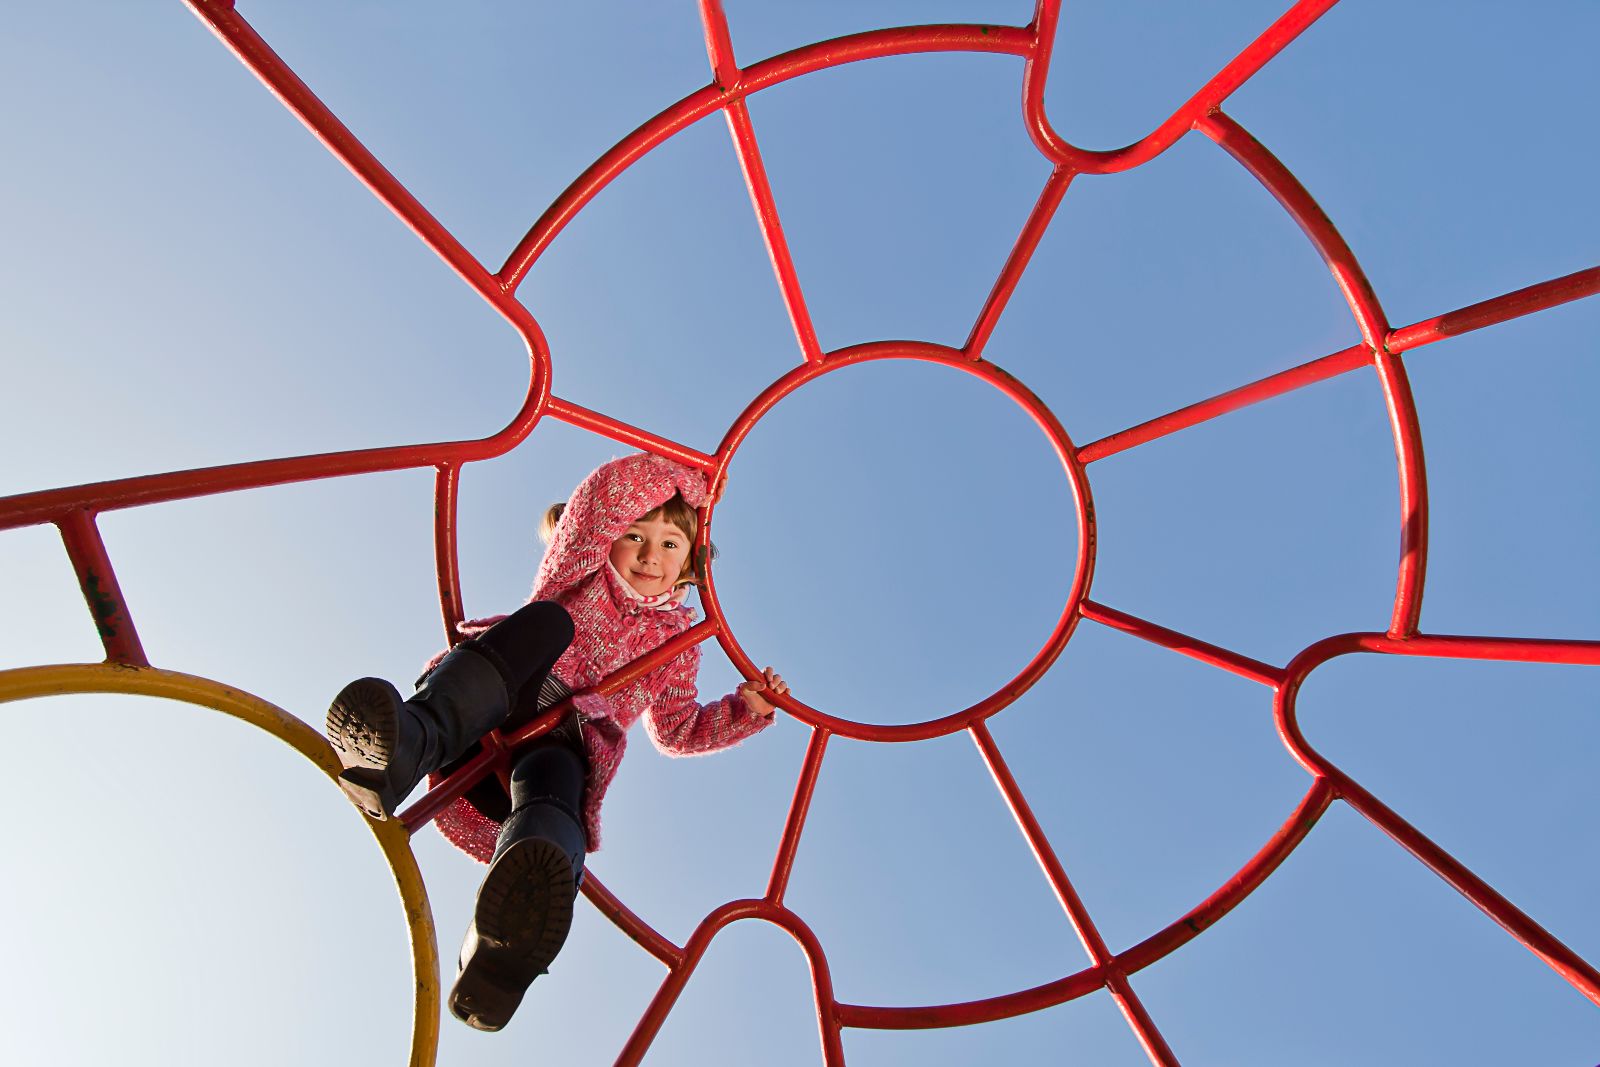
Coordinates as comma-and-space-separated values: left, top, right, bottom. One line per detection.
326, 643, 511, 821
450, 740, 587, 1032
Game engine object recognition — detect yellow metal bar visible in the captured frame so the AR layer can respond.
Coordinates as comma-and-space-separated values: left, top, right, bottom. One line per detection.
0, 663, 441, 1067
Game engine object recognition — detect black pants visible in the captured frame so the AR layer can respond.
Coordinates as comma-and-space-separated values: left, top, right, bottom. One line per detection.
445, 601, 587, 826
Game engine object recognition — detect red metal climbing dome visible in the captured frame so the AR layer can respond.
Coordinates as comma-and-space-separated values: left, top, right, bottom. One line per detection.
2, 2, 1596, 1063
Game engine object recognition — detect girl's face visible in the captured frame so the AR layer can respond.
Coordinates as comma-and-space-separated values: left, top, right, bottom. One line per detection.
609, 515, 692, 599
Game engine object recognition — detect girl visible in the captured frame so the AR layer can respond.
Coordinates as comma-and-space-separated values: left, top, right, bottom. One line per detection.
325, 452, 787, 1031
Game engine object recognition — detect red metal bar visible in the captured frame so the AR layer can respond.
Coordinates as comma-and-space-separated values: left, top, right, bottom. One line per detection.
398, 733, 508, 834
1107, 972, 1181, 1067
1370, 349, 1429, 637
1080, 264, 1600, 467
1278, 633, 1600, 1006
696, 0, 741, 89
616, 899, 845, 1065
1079, 344, 1365, 465
182, 1, 541, 340
836, 967, 1106, 1030
1080, 599, 1284, 687
399, 620, 724, 831
581, 872, 686, 968
545, 395, 718, 474
963, 165, 1074, 360
591, 619, 722, 701
722, 99, 826, 364
836, 776, 1337, 1031
1387, 265, 1600, 354
766, 726, 830, 905
1022, 0, 1342, 173
1195, 110, 1430, 635
499, 24, 1035, 290
698, 340, 1096, 743
971, 722, 1114, 966
1197, 111, 1387, 350
432, 464, 464, 642
1293, 631, 1600, 669
696, 0, 826, 363
971, 723, 1181, 1064
1117, 778, 1336, 974
0, 432, 540, 535
56, 510, 148, 667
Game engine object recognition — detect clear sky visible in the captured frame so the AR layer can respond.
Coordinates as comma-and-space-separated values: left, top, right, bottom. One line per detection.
3, 2, 1597, 1065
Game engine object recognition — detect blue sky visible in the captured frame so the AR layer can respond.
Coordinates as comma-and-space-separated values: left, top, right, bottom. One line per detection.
2, 2, 1597, 1064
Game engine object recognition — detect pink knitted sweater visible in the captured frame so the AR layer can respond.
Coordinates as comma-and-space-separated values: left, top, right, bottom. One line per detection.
430, 453, 772, 862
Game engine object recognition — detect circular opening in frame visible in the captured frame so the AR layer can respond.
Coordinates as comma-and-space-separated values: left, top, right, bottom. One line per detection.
709, 354, 1087, 731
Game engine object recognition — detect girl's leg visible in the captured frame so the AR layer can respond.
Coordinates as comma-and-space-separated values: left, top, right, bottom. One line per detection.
450, 737, 588, 1032
465, 601, 576, 712
327, 601, 574, 819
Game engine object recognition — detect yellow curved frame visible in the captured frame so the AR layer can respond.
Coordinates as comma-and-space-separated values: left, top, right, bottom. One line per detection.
0, 663, 440, 1067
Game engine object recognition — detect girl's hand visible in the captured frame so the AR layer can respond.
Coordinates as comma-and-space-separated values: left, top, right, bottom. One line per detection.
738, 667, 789, 718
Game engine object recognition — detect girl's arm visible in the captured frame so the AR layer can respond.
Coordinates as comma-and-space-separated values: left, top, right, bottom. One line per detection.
643, 646, 773, 757
531, 453, 708, 603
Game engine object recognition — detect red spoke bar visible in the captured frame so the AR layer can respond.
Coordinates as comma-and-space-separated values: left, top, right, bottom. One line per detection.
581, 873, 686, 969
766, 726, 831, 906
964, 166, 1074, 360
432, 464, 465, 641
545, 396, 717, 474
57, 510, 148, 667
702, 0, 825, 364
1079, 261, 1599, 466
1080, 599, 1285, 688
972, 722, 1180, 1064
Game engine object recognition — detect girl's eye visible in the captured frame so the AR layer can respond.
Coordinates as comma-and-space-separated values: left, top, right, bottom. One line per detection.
663, 541, 678, 550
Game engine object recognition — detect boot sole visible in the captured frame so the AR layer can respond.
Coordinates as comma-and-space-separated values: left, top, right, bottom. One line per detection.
326, 678, 403, 820
449, 838, 576, 1032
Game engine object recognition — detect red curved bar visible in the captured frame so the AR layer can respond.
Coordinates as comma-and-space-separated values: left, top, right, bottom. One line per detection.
834, 776, 1338, 1031
1194, 110, 1429, 638
1116, 777, 1337, 975
697, 340, 1096, 743
1021, 0, 1342, 173
615, 898, 846, 1066
1370, 349, 1430, 637
1196, 111, 1388, 350
1277, 633, 1600, 1006
499, 24, 1035, 290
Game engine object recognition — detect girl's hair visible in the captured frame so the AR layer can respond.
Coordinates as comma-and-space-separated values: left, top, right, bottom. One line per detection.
541, 491, 715, 586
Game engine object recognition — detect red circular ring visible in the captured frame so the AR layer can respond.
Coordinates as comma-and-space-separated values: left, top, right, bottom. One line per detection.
697, 339, 1096, 742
